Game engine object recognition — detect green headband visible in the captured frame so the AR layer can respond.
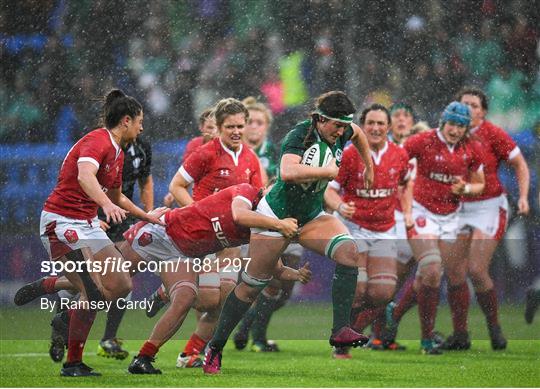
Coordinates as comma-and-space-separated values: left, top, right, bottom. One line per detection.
315, 109, 354, 124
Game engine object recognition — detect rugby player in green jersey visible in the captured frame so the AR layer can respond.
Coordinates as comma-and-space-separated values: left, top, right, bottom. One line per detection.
203, 91, 375, 374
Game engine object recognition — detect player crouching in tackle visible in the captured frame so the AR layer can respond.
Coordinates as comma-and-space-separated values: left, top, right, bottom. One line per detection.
17, 184, 309, 375
119, 183, 309, 374
202, 91, 375, 374
14, 90, 165, 377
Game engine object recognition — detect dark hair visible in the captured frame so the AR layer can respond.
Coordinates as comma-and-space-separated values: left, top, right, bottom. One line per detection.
455, 87, 488, 111
198, 108, 215, 127
359, 103, 391, 126
313, 91, 356, 120
213, 98, 249, 128
101, 89, 142, 129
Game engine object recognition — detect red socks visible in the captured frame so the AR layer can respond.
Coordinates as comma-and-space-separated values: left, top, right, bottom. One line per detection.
352, 306, 385, 333
139, 341, 159, 358
417, 285, 440, 339
476, 289, 500, 329
66, 309, 96, 363
393, 280, 417, 322
448, 282, 470, 334
183, 333, 207, 355
42, 277, 58, 294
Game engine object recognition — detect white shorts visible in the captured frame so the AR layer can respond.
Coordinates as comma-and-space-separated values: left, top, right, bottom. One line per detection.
239, 242, 303, 258
128, 221, 188, 263
458, 194, 509, 239
251, 196, 326, 237
340, 216, 397, 258
393, 211, 414, 265
412, 201, 459, 241
40, 211, 112, 260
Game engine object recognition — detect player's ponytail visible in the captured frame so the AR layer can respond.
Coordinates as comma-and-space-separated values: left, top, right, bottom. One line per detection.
101, 89, 143, 129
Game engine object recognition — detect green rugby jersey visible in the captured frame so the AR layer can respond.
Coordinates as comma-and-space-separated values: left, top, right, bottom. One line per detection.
265, 120, 353, 226
255, 139, 278, 180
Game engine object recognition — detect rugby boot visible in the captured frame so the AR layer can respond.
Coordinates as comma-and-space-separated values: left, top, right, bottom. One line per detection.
233, 331, 249, 350
203, 347, 222, 375
176, 352, 203, 368
128, 355, 162, 374
97, 338, 129, 360
332, 346, 352, 359
251, 340, 280, 352
488, 325, 507, 350
14, 277, 50, 305
441, 331, 471, 350
329, 326, 369, 348
61, 362, 101, 377
421, 338, 443, 355
145, 289, 167, 318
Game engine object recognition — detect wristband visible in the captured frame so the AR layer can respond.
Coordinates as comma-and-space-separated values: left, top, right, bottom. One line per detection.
464, 183, 472, 194
338, 203, 345, 213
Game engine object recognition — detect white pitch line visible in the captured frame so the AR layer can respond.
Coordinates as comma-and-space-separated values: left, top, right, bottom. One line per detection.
0, 352, 51, 357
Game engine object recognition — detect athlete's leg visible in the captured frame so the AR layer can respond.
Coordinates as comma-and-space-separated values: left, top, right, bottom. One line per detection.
467, 228, 506, 348
207, 234, 286, 352
409, 235, 442, 350
299, 215, 366, 343
441, 234, 471, 348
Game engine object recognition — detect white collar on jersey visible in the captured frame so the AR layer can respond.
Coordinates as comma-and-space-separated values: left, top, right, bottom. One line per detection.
219, 138, 243, 166
469, 120, 484, 134
436, 128, 456, 153
107, 129, 121, 160
370, 140, 388, 165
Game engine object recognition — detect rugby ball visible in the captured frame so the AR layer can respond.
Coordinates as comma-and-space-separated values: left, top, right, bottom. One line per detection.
300, 142, 333, 191
301, 142, 333, 167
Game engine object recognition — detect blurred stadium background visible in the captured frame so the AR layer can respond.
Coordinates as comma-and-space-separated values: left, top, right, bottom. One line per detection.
1, 0, 539, 305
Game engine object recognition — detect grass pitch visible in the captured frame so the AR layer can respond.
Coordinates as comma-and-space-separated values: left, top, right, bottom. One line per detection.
1, 303, 539, 387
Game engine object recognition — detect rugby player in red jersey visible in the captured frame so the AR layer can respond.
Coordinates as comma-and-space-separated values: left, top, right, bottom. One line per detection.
164, 98, 263, 367
439, 87, 530, 350
123, 184, 306, 374
325, 104, 412, 358
402, 101, 486, 354
14, 89, 165, 377
163, 108, 217, 207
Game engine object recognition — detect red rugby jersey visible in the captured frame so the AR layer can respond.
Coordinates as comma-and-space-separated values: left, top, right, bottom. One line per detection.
182, 136, 205, 163
331, 142, 411, 232
44, 128, 124, 219
164, 184, 262, 257
178, 137, 263, 201
405, 129, 484, 215
463, 120, 519, 202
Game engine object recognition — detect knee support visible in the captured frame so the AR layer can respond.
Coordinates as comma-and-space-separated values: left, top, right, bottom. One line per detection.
168, 280, 198, 301
325, 234, 355, 260
368, 272, 398, 286
65, 249, 104, 303
241, 271, 272, 289
417, 249, 442, 269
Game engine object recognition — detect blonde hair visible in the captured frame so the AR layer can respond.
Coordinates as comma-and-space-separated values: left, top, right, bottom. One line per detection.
410, 121, 430, 135
213, 98, 249, 127
242, 96, 273, 126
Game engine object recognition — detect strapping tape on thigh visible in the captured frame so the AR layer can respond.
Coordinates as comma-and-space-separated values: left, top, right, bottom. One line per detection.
357, 267, 368, 282
325, 234, 355, 259
418, 249, 442, 268
241, 271, 272, 288
219, 266, 240, 284
368, 272, 398, 285
198, 272, 220, 289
